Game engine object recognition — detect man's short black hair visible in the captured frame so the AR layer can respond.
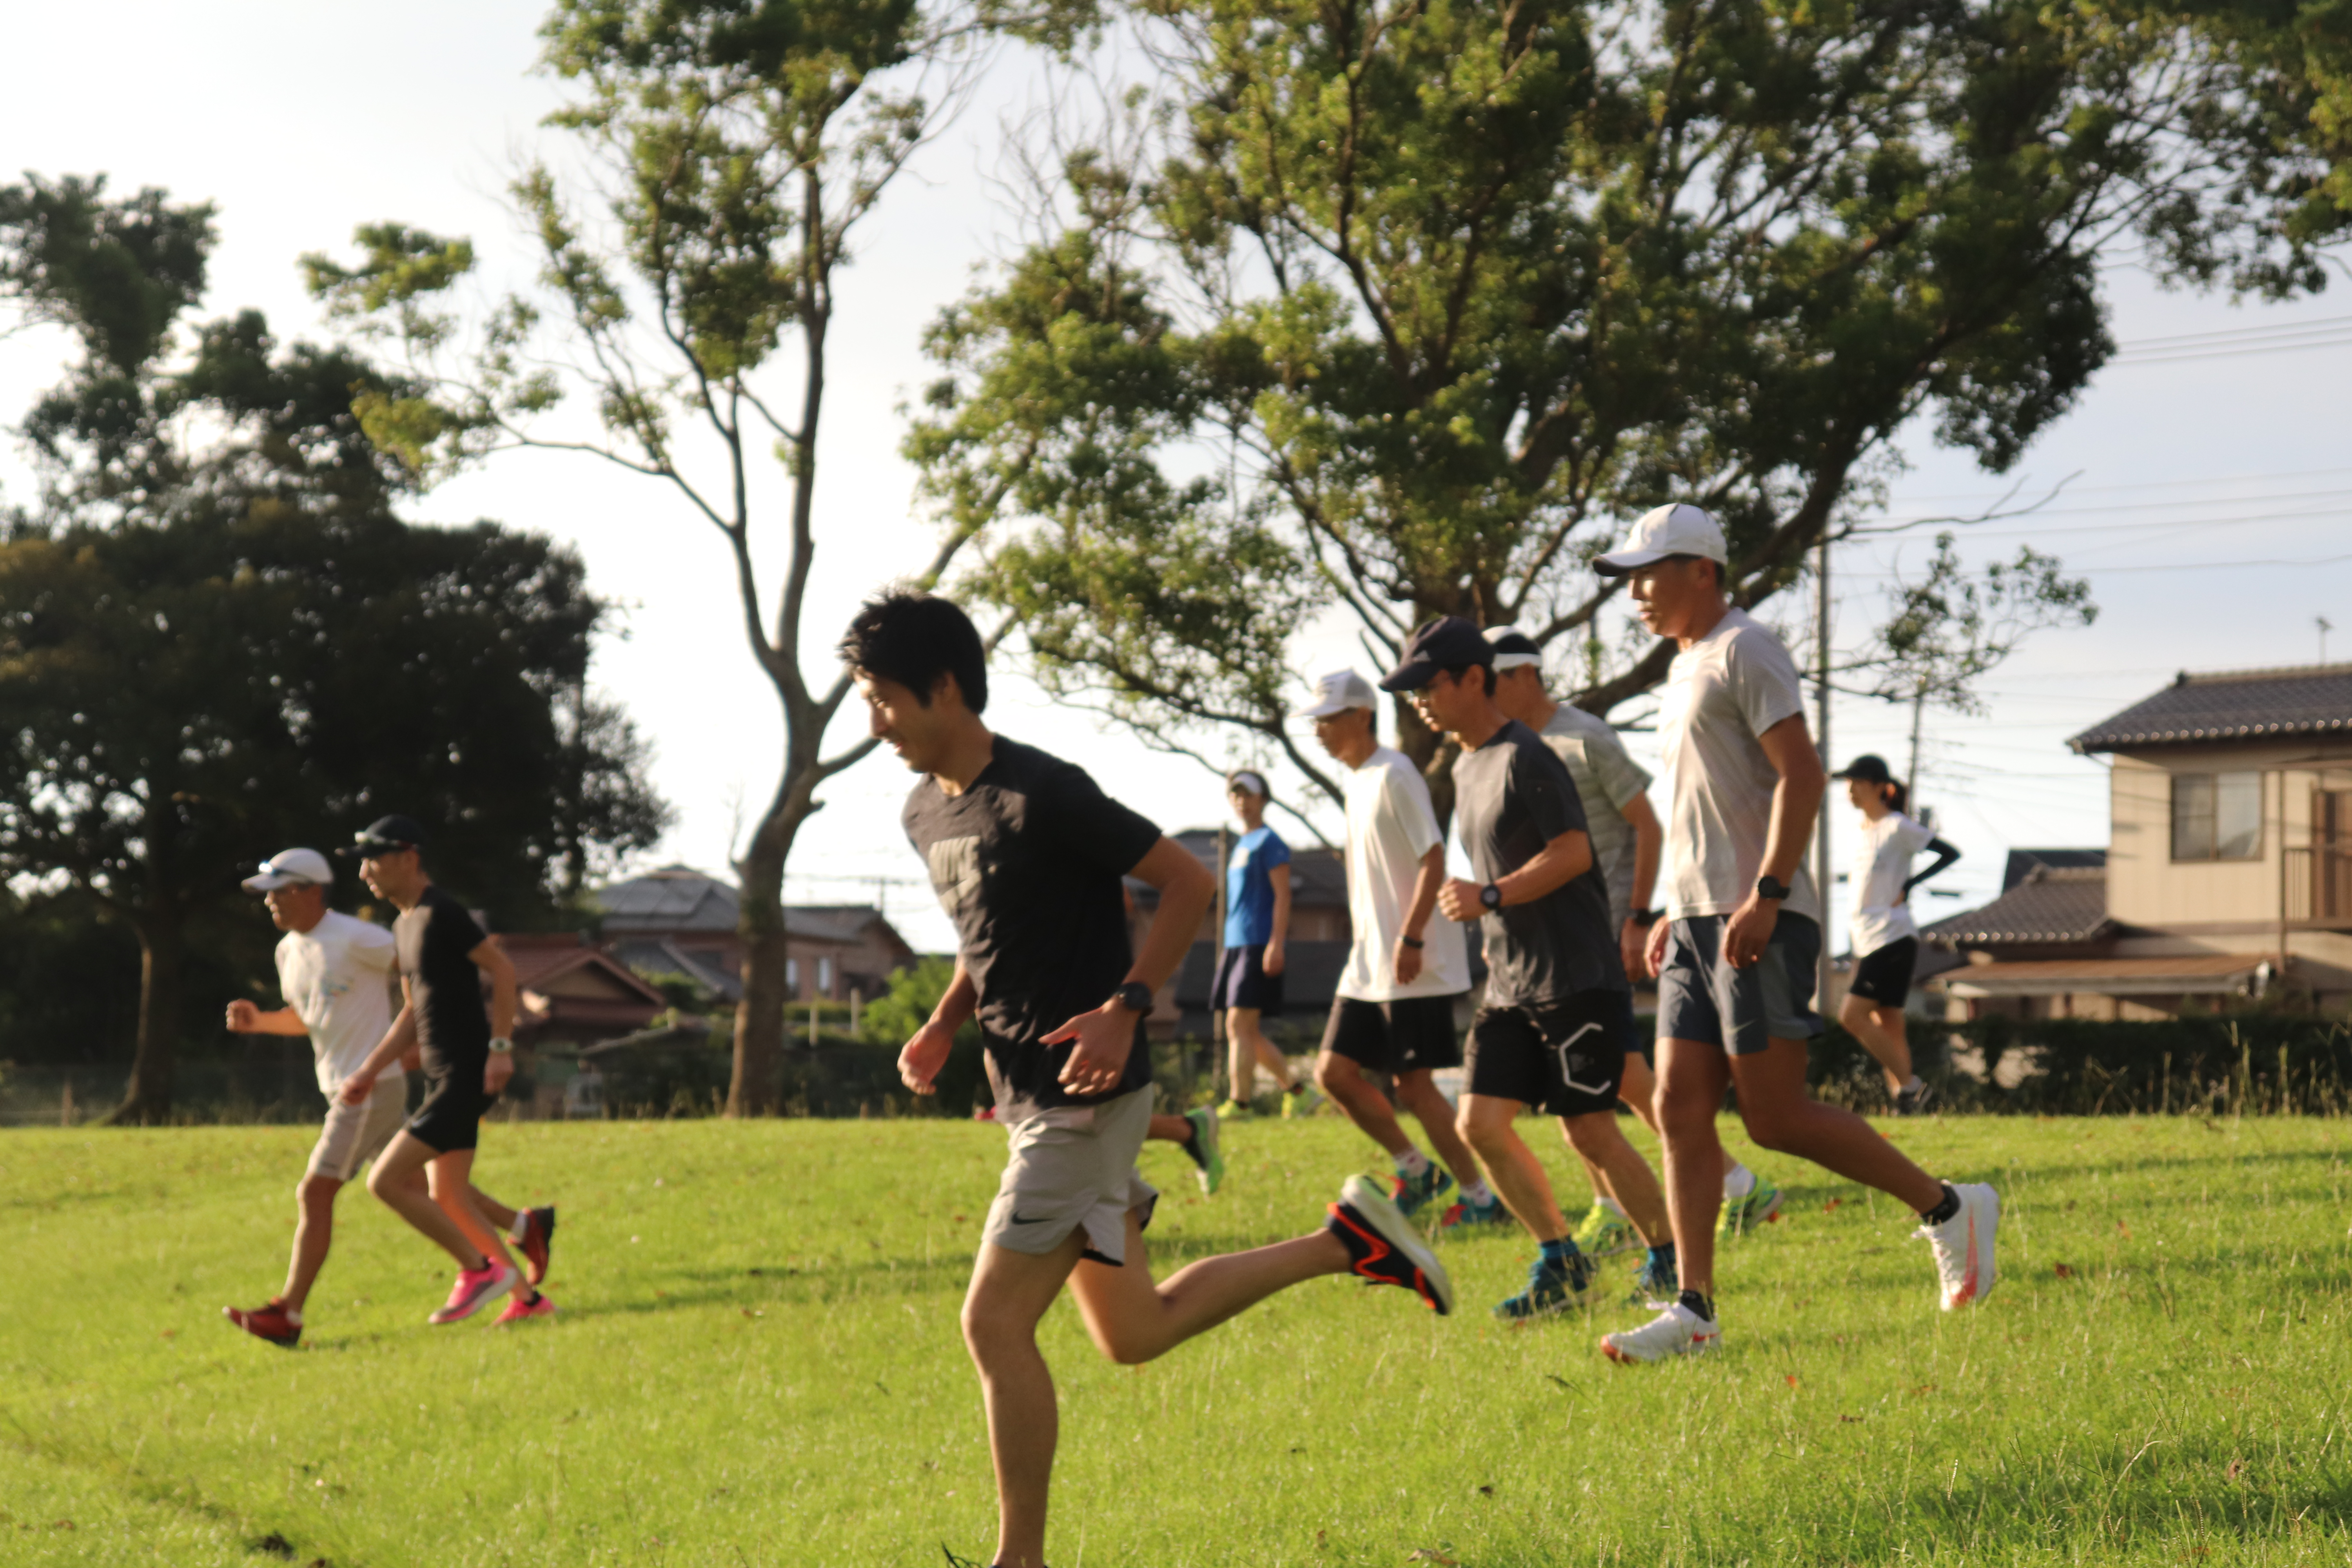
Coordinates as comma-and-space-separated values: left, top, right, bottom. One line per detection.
1442, 662, 1498, 696
1664, 552, 1726, 588
839, 590, 989, 713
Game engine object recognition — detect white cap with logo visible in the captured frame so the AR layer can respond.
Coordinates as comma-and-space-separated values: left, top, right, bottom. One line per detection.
242, 848, 334, 892
1291, 668, 1378, 719
1593, 502, 1728, 577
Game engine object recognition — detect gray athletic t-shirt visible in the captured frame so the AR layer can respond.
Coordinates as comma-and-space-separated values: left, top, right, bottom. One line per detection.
1538, 702, 1655, 929
1452, 719, 1629, 1007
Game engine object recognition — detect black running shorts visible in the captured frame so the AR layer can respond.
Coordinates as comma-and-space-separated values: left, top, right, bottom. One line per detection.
1320, 994, 1464, 1075
1463, 989, 1633, 1118
407, 1066, 493, 1154
1209, 943, 1284, 1016
1847, 936, 1919, 1007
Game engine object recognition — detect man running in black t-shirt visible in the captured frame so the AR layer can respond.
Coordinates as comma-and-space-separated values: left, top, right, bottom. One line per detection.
846, 591, 1450, 1568
338, 816, 555, 1327
1381, 617, 1672, 1321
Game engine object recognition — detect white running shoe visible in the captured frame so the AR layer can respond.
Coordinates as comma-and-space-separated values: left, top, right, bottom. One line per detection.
1917, 1182, 1999, 1309
1600, 1301, 1720, 1363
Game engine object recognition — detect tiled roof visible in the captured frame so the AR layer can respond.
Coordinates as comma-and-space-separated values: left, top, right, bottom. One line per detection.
1922, 867, 2110, 946
2070, 662, 2352, 752
2000, 848, 2106, 891
591, 867, 879, 942
1938, 953, 2269, 997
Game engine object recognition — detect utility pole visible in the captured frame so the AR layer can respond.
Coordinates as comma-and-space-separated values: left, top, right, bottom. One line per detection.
1906, 686, 1928, 830
1814, 534, 1835, 1006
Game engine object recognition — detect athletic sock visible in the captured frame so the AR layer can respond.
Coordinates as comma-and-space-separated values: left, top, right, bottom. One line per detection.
1459, 1178, 1495, 1207
508, 1212, 532, 1243
1597, 1195, 1626, 1220
1919, 1182, 1962, 1225
1393, 1147, 1432, 1179
1677, 1287, 1716, 1324
1723, 1161, 1757, 1201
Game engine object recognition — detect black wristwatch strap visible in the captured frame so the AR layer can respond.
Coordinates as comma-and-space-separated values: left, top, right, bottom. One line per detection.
1630, 909, 1662, 927
1756, 875, 1791, 902
1112, 980, 1154, 1014
1399, 935, 1425, 949
1479, 882, 1503, 911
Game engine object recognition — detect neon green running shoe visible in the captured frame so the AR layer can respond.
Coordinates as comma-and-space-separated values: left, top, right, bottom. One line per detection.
1182, 1105, 1224, 1196
1216, 1099, 1257, 1122
1283, 1083, 1325, 1119
1718, 1174, 1784, 1237
1571, 1200, 1637, 1257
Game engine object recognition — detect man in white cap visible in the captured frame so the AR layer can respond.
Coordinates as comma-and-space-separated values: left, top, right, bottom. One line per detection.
219, 848, 553, 1347
1590, 503, 1999, 1364
1483, 628, 1782, 1279
1293, 669, 1500, 1228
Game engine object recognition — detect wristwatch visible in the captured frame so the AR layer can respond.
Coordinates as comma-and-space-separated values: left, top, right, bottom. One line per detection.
1398, 934, 1425, 949
1111, 980, 1154, 1014
488, 1036, 514, 1055
1479, 883, 1503, 912
1630, 909, 1662, 927
1755, 876, 1791, 902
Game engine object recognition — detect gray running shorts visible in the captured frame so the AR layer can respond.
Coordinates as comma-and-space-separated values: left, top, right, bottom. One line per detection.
307, 1078, 407, 1181
1655, 912, 1823, 1056
982, 1084, 1160, 1267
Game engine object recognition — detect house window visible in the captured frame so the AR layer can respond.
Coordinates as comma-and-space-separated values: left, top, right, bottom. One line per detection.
786, 958, 800, 990
817, 956, 834, 993
2171, 771, 2262, 861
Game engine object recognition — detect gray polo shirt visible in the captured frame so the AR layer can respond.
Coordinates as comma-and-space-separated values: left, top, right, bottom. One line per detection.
1538, 702, 1655, 929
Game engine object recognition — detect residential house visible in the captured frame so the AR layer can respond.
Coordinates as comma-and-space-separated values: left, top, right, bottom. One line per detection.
592, 865, 920, 1003
1126, 826, 1354, 1042
494, 933, 671, 1049
1924, 662, 2352, 1019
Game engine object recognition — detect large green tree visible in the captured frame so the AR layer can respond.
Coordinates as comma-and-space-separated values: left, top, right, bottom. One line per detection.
0, 175, 670, 1123
907, 0, 2352, 801
300, 0, 1091, 1114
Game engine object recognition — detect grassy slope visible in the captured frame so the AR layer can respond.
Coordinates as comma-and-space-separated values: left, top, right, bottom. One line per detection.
2, 1113, 2347, 1567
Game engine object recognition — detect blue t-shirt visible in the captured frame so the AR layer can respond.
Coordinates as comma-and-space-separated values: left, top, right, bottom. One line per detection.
1223, 826, 1291, 947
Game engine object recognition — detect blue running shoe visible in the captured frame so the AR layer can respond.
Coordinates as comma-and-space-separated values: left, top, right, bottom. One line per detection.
1493, 1247, 1597, 1321
1436, 1195, 1511, 1234
1628, 1248, 1679, 1305
1390, 1163, 1454, 1221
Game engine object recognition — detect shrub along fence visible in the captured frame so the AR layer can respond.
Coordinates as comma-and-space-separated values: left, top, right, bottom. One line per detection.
1807, 1012, 2352, 1116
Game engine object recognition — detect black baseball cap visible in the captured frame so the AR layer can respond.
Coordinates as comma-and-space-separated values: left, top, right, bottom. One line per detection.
1377, 616, 1495, 693
1832, 754, 1893, 785
340, 814, 429, 857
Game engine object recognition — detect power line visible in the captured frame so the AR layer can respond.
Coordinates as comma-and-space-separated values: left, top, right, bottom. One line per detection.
1882, 464, 2352, 505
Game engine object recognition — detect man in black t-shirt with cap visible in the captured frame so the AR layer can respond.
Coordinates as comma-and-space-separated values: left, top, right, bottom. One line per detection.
1381, 616, 1675, 1322
845, 590, 1453, 1568
337, 815, 555, 1328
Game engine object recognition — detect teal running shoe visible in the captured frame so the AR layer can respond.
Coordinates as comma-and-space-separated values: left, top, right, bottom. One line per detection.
1492, 1247, 1597, 1321
1570, 1199, 1637, 1257
1628, 1248, 1679, 1305
1718, 1174, 1784, 1238
1182, 1105, 1224, 1196
1436, 1195, 1512, 1234
1390, 1163, 1455, 1221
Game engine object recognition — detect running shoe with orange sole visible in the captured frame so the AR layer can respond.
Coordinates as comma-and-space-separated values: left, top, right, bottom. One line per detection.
519, 1206, 558, 1286
222, 1299, 301, 1349
428, 1260, 518, 1325
1327, 1174, 1454, 1314
493, 1291, 557, 1326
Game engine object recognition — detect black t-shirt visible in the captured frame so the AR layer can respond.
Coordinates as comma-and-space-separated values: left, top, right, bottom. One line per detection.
395, 884, 490, 1076
902, 737, 1162, 1115
1452, 719, 1628, 1007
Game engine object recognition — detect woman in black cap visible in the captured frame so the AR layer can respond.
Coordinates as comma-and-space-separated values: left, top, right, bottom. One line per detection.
1832, 755, 1960, 1115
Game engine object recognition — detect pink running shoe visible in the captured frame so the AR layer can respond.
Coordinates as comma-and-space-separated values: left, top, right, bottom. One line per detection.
428, 1259, 518, 1325
493, 1290, 557, 1326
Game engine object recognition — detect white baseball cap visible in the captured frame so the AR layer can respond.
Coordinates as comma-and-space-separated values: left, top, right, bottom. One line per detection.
242, 848, 333, 892
1593, 503, 1728, 576
1290, 668, 1377, 719
1482, 626, 1543, 671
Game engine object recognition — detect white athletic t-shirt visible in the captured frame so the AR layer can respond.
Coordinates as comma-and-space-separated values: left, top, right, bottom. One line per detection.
1656, 606, 1822, 924
274, 910, 402, 1096
1336, 746, 1471, 1002
1850, 810, 1936, 956
1537, 702, 1655, 929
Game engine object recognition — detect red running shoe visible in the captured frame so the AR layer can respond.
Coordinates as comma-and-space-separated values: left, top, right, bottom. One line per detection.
428, 1259, 518, 1325
222, 1298, 302, 1348
493, 1290, 557, 1326
519, 1206, 558, 1286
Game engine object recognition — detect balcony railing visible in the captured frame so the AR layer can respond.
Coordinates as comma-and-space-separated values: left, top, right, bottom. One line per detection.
2285, 845, 2352, 925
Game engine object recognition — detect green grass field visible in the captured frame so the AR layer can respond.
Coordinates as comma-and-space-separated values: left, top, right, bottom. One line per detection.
4, 1111, 2347, 1566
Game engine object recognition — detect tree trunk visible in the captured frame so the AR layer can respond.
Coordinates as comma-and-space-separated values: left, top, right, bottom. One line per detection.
109, 912, 184, 1125
731, 817, 791, 1116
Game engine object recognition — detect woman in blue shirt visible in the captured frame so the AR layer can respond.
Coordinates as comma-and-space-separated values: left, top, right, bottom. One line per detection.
1214, 771, 1318, 1118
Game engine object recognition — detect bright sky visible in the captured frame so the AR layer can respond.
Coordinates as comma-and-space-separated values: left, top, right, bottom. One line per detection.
4, 3, 2347, 955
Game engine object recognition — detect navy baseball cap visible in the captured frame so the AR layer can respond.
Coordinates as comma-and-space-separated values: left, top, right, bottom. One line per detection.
1378, 616, 1494, 693
340, 814, 429, 857
1832, 754, 1894, 785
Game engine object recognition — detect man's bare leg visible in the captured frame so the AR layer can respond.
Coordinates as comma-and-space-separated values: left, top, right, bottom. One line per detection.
1618, 1052, 1663, 1137
281, 1174, 342, 1314
1728, 1038, 1942, 1210
1316, 1050, 1415, 1157
1838, 993, 1915, 1097
1558, 1110, 1669, 1245
425, 1147, 529, 1297
1146, 1112, 1194, 1143
1457, 1094, 1567, 1242
1252, 1034, 1301, 1093
965, 1213, 1352, 1568
1394, 1070, 1483, 1192
366, 1132, 486, 1269
1654, 1038, 1731, 1298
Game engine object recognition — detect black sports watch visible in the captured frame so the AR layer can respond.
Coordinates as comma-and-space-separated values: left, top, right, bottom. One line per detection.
1111, 980, 1154, 1014
1630, 909, 1663, 927
1755, 875, 1792, 902
1479, 882, 1503, 911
